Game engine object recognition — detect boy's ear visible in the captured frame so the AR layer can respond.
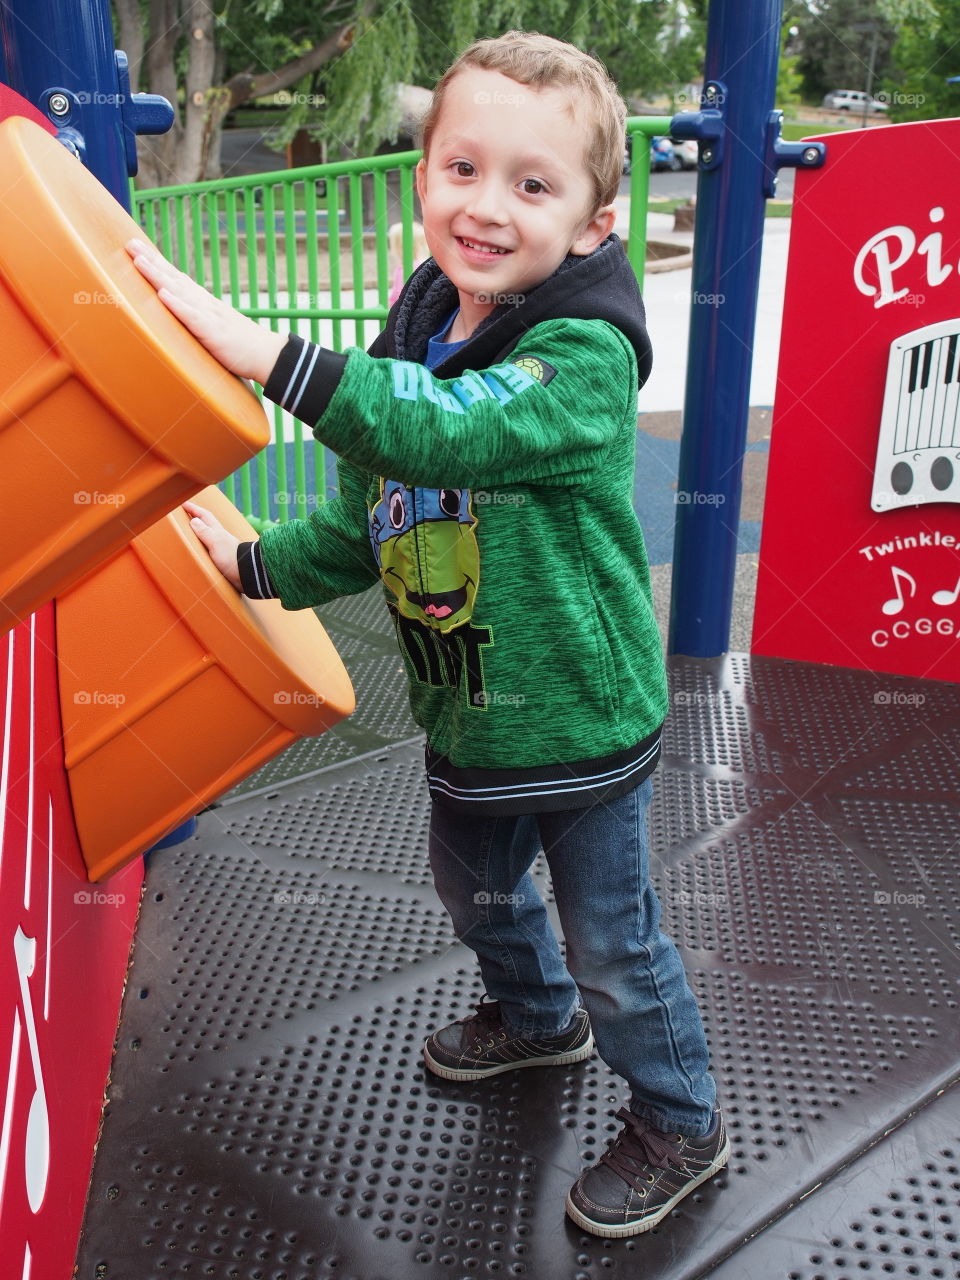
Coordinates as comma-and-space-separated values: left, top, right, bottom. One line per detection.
570, 204, 617, 256
415, 157, 427, 203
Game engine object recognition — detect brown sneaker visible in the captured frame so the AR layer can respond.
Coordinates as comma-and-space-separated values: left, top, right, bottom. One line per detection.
423, 998, 593, 1082
565, 1106, 729, 1237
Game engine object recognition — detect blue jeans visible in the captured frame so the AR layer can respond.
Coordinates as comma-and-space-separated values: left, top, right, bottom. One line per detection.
427, 777, 717, 1136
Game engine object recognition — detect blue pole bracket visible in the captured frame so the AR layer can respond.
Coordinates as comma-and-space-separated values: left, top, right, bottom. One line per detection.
764, 110, 826, 198
670, 80, 727, 172
43, 89, 88, 159
115, 50, 175, 176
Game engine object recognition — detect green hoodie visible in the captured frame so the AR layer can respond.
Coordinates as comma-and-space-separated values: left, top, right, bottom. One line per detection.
243, 237, 668, 814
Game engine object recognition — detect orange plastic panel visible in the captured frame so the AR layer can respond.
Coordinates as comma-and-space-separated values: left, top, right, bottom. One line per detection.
56, 487, 356, 881
0, 116, 270, 634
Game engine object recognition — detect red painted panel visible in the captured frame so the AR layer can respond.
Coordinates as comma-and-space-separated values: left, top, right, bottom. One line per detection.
0, 612, 142, 1272
753, 120, 960, 681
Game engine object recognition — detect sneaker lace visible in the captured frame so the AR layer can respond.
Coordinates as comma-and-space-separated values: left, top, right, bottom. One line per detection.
600, 1107, 685, 1188
460, 999, 504, 1046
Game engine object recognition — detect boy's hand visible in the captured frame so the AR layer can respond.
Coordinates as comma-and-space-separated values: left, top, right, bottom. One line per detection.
183, 500, 242, 589
125, 238, 286, 385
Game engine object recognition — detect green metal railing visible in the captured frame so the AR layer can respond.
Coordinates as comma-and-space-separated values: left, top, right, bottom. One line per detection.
132, 115, 672, 526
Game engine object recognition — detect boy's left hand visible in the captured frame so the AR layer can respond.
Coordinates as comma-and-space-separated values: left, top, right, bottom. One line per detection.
125, 238, 285, 385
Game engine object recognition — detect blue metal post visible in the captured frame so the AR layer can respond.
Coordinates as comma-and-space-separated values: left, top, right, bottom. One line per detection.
668, 0, 785, 656
0, 0, 171, 205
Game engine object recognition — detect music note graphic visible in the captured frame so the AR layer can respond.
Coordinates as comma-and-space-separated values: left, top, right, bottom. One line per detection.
881, 565, 917, 616
932, 574, 960, 607
13, 926, 49, 1213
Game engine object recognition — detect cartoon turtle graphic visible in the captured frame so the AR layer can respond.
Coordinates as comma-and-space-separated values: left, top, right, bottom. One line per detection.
369, 482, 479, 633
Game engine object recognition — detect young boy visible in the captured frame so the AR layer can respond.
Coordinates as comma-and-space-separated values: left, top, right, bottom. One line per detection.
127, 30, 728, 1238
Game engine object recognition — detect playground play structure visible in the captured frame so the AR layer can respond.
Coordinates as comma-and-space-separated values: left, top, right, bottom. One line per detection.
0, 1, 957, 1277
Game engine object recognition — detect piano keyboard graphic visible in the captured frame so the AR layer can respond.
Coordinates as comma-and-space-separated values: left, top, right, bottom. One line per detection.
871, 319, 960, 511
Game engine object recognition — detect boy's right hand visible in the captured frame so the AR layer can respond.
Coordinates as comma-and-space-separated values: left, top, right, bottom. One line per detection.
183, 500, 242, 589
126, 238, 286, 385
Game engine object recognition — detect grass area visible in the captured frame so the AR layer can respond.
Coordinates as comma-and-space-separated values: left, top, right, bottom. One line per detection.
780, 120, 864, 140
649, 196, 793, 217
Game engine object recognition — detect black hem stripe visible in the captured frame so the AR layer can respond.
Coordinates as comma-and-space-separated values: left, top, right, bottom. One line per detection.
425, 727, 663, 815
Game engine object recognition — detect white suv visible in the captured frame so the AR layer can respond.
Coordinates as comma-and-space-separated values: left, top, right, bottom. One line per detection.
822, 89, 888, 113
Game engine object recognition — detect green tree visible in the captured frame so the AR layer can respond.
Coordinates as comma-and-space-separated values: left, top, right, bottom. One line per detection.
115, 0, 675, 188
778, 2, 811, 110
885, 0, 960, 120
794, 0, 897, 104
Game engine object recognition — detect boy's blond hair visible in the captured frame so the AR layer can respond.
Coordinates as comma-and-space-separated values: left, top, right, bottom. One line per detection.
420, 30, 626, 211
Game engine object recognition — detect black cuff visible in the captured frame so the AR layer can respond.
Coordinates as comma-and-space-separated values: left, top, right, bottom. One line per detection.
237, 541, 277, 599
263, 333, 349, 424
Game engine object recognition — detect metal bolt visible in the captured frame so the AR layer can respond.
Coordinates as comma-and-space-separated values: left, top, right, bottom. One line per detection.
702, 148, 714, 164
802, 146, 821, 164
705, 83, 718, 101
48, 92, 70, 117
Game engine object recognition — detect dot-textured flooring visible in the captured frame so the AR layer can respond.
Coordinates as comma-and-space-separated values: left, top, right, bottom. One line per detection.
76, 588, 960, 1279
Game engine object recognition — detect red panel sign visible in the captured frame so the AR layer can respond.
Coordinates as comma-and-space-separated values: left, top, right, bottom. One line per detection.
753, 120, 960, 682
0, 608, 142, 1273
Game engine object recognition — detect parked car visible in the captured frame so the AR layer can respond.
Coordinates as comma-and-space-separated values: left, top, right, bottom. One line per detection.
822, 88, 888, 113
670, 137, 699, 169
650, 136, 679, 171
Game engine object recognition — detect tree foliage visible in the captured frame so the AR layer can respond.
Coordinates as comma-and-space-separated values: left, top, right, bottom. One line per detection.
792, 0, 897, 103
116, 0, 691, 186
885, 0, 960, 120
118, 0, 868, 187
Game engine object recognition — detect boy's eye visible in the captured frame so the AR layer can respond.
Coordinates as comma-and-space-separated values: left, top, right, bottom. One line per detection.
520, 178, 545, 195
454, 161, 475, 177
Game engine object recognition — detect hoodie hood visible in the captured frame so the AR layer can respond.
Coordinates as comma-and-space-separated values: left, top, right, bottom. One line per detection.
377, 233, 653, 389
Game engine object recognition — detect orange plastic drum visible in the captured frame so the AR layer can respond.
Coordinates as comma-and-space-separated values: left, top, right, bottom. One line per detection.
0, 116, 270, 634
56, 486, 356, 882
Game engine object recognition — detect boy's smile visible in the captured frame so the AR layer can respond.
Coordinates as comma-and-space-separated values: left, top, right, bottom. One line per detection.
416, 67, 615, 340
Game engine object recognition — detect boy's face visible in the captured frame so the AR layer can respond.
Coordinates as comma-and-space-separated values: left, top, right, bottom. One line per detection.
416, 67, 615, 332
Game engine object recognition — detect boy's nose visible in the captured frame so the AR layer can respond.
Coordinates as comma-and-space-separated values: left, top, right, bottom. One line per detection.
463, 181, 509, 225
